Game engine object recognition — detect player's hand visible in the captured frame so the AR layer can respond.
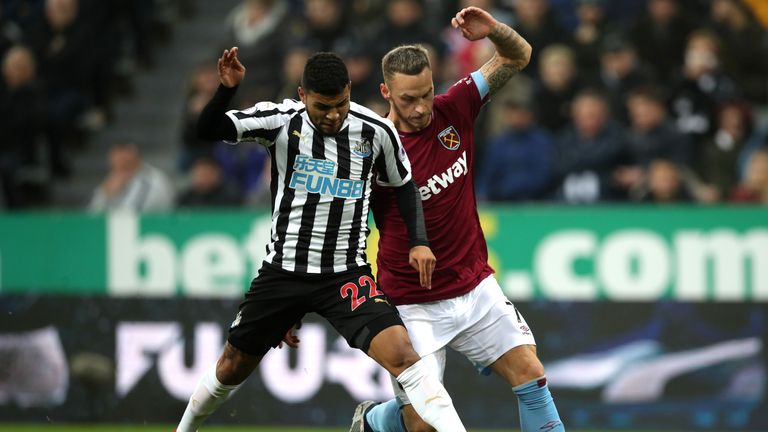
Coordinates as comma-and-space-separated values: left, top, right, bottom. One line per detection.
409, 245, 436, 290
451, 6, 498, 41
218, 47, 246, 88
279, 321, 302, 349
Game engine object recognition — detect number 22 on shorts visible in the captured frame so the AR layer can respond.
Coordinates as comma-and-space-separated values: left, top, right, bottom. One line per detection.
339, 275, 384, 311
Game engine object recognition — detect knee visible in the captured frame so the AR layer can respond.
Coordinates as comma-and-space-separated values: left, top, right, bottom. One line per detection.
379, 345, 420, 375
516, 357, 545, 384
368, 327, 421, 375
390, 346, 421, 371
216, 343, 261, 385
495, 346, 547, 386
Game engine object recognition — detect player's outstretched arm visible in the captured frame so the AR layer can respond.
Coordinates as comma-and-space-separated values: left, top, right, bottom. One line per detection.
452, 6, 532, 95
197, 47, 243, 141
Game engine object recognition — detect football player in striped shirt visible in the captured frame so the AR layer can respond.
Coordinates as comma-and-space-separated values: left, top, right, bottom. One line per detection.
176, 50, 467, 432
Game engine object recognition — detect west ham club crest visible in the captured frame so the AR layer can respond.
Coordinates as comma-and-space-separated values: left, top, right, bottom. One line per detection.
438, 126, 461, 150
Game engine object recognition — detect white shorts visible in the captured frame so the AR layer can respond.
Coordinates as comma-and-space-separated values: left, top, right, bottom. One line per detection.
394, 275, 536, 405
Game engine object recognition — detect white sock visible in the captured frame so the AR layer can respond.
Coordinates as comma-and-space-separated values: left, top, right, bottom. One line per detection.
176, 364, 240, 432
396, 359, 467, 432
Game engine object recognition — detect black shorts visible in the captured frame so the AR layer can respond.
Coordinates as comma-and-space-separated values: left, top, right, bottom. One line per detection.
228, 263, 403, 357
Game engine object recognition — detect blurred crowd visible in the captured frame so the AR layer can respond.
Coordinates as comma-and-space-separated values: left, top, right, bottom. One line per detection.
0, 0, 193, 208
2, 0, 768, 211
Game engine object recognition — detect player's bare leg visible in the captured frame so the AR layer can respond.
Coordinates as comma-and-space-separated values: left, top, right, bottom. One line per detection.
176, 342, 262, 432
489, 344, 544, 385
366, 326, 466, 432
401, 404, 434, 432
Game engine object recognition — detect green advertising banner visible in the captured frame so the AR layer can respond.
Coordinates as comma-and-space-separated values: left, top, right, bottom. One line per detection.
0, 207, 766, 301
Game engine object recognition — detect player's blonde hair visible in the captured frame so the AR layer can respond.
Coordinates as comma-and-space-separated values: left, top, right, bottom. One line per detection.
381, 44, 431, 84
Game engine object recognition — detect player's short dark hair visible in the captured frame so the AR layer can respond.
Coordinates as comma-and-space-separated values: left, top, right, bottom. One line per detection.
382, 44, 431, 84
301, 52, 350, 96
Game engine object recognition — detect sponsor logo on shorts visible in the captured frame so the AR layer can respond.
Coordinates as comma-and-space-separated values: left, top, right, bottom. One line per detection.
231, 311, 242, 328
520, 325, 531, 335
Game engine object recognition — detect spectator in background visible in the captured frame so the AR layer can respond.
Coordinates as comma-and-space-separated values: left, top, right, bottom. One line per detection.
668, 29, 737, 144
212, 143, 271, 208
476, 96, 555, 202
593, 34, 653, 125
533, 44, 582, 133
337, 37, 379, 104
511, 0, 570, 79
555, 89, 627, 203
640, 158, 693, 203
297, 0, 347, 52
1, 0, 45, 35
0, 44, 46, 209
88, 142, 175, 212
27, 0, 93, 178
707, 0, 768, 104
275, 45, 310, 102
177, 157, 242, 208
372, 0, 439, 62
730, 149, 768, 204
698, 101, 765, 199
0, 4, 24, 58
616, 86, 692, 198
629, 0, 696, 84
570, 0, 617, 77
220, 0, 289, 103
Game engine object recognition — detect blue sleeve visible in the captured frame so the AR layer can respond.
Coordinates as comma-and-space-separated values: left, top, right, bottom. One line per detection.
471, 70, 490, 99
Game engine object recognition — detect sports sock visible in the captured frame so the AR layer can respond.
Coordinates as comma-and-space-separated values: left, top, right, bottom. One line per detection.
395, 359, 466, 432
365, 399, 406, 432
513, 376, 565, 432
176, 364, 240, 432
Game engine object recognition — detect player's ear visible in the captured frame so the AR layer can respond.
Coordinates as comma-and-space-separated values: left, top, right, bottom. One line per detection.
297, 86, 305, 103
380, 83, 390, 101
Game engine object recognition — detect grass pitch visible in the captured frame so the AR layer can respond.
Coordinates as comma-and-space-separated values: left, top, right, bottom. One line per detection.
0, 426, 692, 432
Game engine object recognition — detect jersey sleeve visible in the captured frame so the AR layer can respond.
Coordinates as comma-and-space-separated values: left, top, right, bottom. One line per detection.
442, 72, 490, 124
225, 99, 304, 145
374, 118, 412, 188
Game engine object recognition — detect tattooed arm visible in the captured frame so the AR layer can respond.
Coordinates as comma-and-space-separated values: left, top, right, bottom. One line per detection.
451, 6, 532, 95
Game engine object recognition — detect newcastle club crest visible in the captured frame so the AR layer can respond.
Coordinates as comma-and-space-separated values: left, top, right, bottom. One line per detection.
352, 137, 373, 157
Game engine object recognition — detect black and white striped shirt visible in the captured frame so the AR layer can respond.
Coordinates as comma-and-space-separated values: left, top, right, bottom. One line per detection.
226, 99, 412, 274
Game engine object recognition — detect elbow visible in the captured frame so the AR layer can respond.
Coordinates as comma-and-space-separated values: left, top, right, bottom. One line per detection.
504, 41, 532, 72
196, 117, 211, 141
515, 42, 532, 70
196, 118, 221, 141
521, 42, 533, 68
197, 125, 215, 141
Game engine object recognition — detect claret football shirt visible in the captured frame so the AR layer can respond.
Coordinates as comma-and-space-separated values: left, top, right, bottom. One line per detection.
372, 72, 494, 304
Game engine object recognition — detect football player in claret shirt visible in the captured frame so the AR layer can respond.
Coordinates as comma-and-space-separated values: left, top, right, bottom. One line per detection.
350, 6, 565, 432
